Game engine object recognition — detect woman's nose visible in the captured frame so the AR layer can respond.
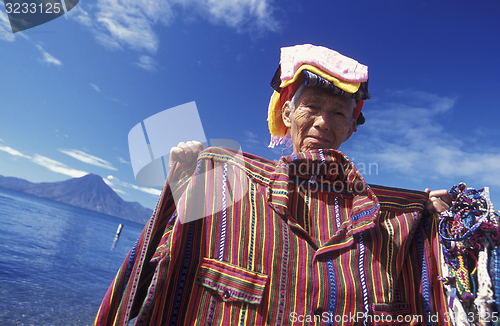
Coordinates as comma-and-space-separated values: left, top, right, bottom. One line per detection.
312, 112, 330, 130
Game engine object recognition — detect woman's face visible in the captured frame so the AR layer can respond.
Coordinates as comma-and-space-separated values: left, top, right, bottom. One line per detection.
282, 86, 357, 153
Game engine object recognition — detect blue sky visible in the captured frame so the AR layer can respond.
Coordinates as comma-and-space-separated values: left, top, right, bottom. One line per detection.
0, 0, 499, 210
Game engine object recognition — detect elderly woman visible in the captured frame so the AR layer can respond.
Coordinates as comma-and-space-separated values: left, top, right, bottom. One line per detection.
94, 45, 451, 326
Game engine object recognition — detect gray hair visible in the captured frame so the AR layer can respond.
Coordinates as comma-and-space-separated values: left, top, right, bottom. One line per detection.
288, 84, 307, 111
288, 84, 356, 118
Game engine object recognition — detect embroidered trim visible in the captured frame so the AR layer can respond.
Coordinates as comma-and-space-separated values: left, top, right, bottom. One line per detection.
385, 211, 394, 302
125, 214, 155, 322
239, 304, 248, 326
170, 161, 202, 325
358, 233, 369, 326
249, 183, 256, 270
218, 163, 228, 261
416, 223, 432, 324
326, 254, 337, 316
334, 196, 342, 230
121, 241, 138, 297
277, 221, 290, 325
305, 188, 310, 234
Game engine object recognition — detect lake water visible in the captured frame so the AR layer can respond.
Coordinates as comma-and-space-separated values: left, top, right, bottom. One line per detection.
0, 187, 146, 325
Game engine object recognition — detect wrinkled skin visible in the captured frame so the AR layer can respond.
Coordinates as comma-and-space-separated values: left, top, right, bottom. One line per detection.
281, 86, 357, 153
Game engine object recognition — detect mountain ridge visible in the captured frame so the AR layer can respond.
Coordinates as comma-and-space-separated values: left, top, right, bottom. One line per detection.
0, 174, 153, 224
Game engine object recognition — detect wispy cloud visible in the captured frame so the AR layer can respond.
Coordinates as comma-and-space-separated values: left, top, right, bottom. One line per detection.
0, 145, 32, 158
111, 186, 127, 195
0, 142, 93, 178
90, 83, 101, 92
55, 129, 69, 139
70, 5, 92, 27
202, 0, 279, 34
244, 130, 260, 144
32, 154, 88, 178
135, 55, 157, 71
0, 140, 159, 200
59, 149, 117, 170
129, 182, 162, 195
36, 44, 62, 66
68, 0, 280, 54
348, 90, 500, 186
68, 0, 164, 53
0, 9, 15, 41
105, 175, 161, 196
118, 156, 130, 164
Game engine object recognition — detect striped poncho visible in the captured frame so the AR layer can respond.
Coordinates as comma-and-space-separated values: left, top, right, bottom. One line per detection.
94, 147, 448, 325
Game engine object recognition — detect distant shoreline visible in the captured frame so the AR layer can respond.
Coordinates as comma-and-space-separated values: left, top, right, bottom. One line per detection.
0, 174, 152, 224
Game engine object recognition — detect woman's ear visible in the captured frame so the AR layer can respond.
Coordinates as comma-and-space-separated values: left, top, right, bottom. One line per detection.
282, 101, 292, 128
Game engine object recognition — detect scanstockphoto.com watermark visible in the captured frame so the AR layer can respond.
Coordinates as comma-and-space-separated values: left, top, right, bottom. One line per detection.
352, 161, 378, 176
290, 311, 500, 324
290, 176, 365, 195
290, 311, 425, 324
3, 0, 80, 33
287, 160, 379, 195
287, 160, 379, 177
127, 102, 382, 224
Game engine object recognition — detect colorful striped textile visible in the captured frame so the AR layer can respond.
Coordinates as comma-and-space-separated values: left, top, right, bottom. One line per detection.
437, 184, 500, 324
93, 147, 448, 326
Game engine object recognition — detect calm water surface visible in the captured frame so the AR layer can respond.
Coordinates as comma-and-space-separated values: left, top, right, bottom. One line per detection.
0, 187, 145, 325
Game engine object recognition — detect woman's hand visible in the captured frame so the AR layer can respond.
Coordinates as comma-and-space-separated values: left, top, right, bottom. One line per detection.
169, 141, 204, 168
424, 188, 452, 216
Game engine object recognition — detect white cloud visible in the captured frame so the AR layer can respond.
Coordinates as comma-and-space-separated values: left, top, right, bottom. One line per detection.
68, 0, 165, 53
348, 90, 500, 186
32, 154, 88, 178
113, 188, 127, 195
245, 130, 260, 144
68, 0, 279, 54
59, 149, 117, 170
55, 129, 69, 138
202, 0, 279, 33
0, 141, 99, 179
0, 145, 32, 159
118, 156, 130, 164
129, 183, 162, 195
103, 178, 128, 194
36, 45, 62, 66
0, 141, 157, 202
135, 55, 157, 71
94, 30, 122, 50
69, 5, 92, 27
106, 175, 162, 196
0, 10, 15, 42
90, 83, 101, 92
